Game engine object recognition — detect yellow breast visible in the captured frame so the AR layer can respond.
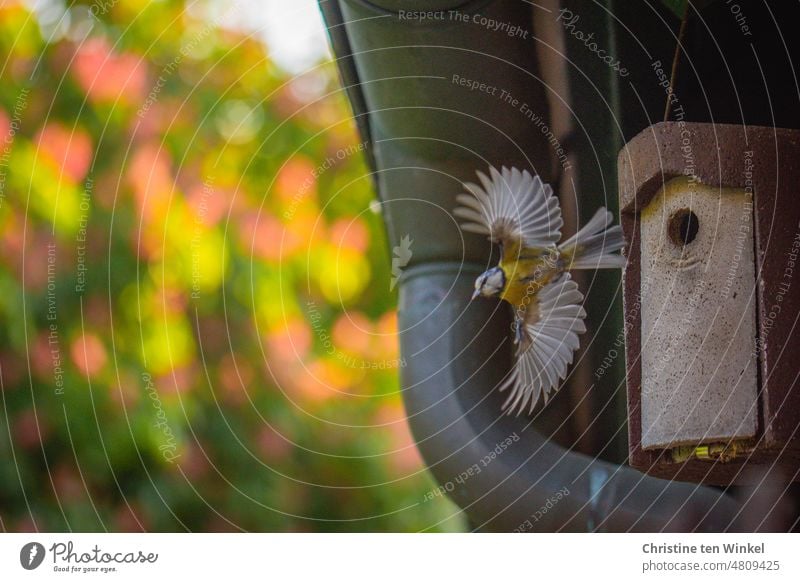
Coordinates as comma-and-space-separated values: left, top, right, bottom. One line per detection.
498, 247, 561, 310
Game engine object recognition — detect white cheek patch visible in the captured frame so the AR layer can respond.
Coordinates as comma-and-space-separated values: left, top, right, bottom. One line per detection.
488, 271, 504, 290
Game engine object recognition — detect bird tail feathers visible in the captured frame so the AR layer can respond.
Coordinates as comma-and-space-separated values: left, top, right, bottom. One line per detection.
559, 207, 626, 269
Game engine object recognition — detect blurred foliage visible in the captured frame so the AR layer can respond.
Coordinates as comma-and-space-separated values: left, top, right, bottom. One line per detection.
659, 0, 716, 18
0, 0, 463, 532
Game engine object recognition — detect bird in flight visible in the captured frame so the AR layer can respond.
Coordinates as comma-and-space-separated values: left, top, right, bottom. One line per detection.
454, 166, 625, 414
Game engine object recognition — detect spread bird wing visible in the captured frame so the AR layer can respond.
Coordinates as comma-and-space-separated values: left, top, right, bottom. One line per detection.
500, 274, 587, 415
454, 166, 563, 250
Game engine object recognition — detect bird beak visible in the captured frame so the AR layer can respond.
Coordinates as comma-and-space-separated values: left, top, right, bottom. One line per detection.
471, 288, 481, 301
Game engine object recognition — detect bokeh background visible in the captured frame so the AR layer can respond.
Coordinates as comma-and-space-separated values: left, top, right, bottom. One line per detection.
0, 0, 464, 531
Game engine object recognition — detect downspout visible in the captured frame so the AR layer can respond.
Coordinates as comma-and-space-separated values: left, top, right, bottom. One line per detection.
319, 0, 744, 531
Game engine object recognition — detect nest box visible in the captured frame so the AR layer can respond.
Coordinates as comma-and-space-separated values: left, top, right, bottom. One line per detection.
619, 122, 800, 485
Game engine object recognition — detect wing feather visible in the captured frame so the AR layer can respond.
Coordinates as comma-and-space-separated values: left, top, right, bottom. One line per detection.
455, 166, 563, 248
499, 274, 587, 415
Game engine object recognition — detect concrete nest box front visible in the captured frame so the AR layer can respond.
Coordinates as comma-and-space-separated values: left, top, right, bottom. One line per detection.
619, 122, 800, 485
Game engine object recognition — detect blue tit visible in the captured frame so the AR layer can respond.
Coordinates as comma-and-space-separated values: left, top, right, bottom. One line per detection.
454, 166, 626, 415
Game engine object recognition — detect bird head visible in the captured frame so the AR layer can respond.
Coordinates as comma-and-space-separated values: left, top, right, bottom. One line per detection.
472, 266, 506, 300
